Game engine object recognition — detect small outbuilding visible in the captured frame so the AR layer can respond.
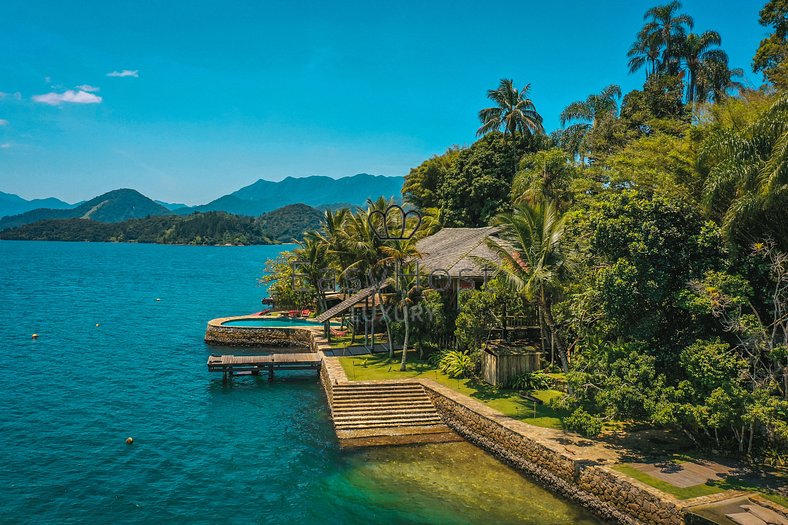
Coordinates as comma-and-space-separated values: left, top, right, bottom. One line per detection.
481, 340, 542, 388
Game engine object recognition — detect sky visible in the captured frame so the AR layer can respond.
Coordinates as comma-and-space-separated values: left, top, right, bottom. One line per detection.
0, 0, 768, 205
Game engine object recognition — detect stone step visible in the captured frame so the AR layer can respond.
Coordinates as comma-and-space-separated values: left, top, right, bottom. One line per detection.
335, 416, 443, 428
335, 419, 444, 430
332, 396, 431, 405
333, 410, 441, 421
332, 391, 428, 399
338, 430, 463, 448
336, 424, 455, 438
333, 383, 423, 390
333, 410, 440, 421
331, 402, 436, 412
332, 395, 431, 402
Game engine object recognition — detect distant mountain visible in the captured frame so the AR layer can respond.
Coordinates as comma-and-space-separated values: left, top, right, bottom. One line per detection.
0, 204, 324, 245
0, 189, 170, 230
0, 191, 73, 218
154, 200, 188, 211
177, 174, 404, 216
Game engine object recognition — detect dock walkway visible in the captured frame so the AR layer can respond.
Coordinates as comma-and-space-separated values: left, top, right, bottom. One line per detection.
207, 353, 321, 382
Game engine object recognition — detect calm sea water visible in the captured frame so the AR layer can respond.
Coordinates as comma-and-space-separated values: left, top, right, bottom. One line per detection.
0, 241, 600, 525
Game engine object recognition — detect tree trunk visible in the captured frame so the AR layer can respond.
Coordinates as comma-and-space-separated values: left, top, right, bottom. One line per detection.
541, 297, 570, 385
400, 304, 410, 371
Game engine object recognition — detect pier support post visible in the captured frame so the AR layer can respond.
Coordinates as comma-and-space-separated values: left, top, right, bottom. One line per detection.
268, 364, 274, 382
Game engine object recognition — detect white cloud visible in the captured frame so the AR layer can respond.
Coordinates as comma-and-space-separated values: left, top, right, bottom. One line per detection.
76, 84, 100, 92
107, 69, 139, 78
32, 90, 103, 106
0, 119, 8, 126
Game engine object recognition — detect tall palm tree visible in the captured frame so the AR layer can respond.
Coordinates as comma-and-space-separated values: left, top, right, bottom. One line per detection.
379, 238, 422, 371
700, 95, 788, 248
292, 236, 331, 313
559, 85, 622, 164
642, 1, 694, 75
477, 79, 544, 138
485, 199, 571, 375
680, 30, 723, 105
695, 52, 745, 104
627, 28, 663, 78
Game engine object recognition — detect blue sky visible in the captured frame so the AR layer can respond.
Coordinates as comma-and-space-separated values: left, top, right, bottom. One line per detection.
0, 0, 767, 205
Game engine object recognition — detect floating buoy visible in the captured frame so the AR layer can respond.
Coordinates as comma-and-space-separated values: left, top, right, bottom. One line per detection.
125, 437, 133, 445
96, 323, 100, 327
32, 333, 38, 339
155, 298, 161, 302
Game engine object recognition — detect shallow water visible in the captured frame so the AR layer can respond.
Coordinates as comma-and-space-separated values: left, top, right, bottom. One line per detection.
0, 241, 600, 524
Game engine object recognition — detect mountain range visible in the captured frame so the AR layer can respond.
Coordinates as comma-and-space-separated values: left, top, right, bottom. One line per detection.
0, 174, 404, 231
0, 191, 74, 218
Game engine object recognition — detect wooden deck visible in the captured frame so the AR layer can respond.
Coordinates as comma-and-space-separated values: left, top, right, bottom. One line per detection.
207, 353, 321, 381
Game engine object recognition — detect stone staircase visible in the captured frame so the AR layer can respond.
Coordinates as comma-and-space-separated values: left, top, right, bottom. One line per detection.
331, 382, 461, 447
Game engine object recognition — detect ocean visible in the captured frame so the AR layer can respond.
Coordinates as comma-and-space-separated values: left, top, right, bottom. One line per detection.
0, 241, 599, 524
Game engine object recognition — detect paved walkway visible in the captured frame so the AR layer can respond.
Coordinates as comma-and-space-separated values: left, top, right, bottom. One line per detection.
631, 460, 736, 488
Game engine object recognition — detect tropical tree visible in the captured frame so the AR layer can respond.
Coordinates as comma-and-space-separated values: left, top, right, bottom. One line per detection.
700, 95, 788, 248
627, 28, 663, 78
753, 0, 788, 90
486, 200, 571, 375
559, 85, 622, 163
680, 30, 723, 105
292, 236, 332, 313
477, 79, 544, 138
641, 1, 694, 75
695, 54, 744, 104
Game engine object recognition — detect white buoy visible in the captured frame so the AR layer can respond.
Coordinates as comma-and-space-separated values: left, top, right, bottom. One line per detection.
32, 333, 38, 339
96, 323, 100, 327
125, 437, 133, 445
155, 298, 161, 302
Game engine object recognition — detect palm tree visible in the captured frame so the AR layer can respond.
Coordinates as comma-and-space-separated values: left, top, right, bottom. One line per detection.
680, 30, 723, 105
642, 1, 694, 75
379, 238, 422, 371
700, 95, 788, 248
292, 236, 331, 313
485, 199, 571, 375
627, 28, 663, 78
559, 85, 622, 164
695, 53, 745, 104
477, 79, 544, 138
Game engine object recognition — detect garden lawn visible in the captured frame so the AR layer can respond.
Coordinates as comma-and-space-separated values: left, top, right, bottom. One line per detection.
338, 352, 568, 429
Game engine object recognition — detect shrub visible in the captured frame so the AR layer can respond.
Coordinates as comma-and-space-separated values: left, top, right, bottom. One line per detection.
438, 350, 475, 379
563, 408, 603, 437
512, 371, 553, 391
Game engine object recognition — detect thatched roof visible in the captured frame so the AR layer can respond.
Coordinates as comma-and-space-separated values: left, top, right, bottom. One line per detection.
314, 286, 377, 323
415, 226, 502, 278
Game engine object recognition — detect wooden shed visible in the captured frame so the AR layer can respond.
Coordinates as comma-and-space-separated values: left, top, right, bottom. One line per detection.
481, 341, 542, 388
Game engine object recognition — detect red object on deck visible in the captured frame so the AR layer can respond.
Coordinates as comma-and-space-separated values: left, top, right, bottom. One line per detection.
257, 309, 271, 316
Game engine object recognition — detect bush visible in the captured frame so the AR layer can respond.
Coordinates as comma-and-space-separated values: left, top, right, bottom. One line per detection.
438, 350, 475, 379
512, 371, 553, 391
563, 408, 603, 437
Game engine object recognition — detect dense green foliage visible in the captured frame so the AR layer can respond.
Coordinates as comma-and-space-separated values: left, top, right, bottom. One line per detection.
753, 0, 788, 89
0, 204, 323, 245
397, 1, 788, 462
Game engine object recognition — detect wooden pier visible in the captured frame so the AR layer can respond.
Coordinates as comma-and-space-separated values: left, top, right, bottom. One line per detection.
207, 353, 321, 382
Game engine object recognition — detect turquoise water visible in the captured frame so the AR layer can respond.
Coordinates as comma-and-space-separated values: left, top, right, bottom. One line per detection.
222, 318, 323, 327
0, 241, 600, 524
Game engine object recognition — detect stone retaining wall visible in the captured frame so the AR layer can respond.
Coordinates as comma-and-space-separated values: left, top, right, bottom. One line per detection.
421, 380, 685, 525
204, 321, 312, 348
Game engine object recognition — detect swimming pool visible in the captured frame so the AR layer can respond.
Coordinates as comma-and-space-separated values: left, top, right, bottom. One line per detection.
221, 317, 322, 328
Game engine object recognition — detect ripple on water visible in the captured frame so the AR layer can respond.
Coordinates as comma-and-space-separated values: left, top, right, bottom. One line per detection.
0, 242, 600, 524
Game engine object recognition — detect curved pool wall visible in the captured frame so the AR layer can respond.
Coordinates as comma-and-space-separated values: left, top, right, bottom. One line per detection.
205, 315, 322, 349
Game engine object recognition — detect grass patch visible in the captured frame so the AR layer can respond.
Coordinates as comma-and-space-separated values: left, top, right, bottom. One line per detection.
338, 352, 569, 429
612, 464, 725, 499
